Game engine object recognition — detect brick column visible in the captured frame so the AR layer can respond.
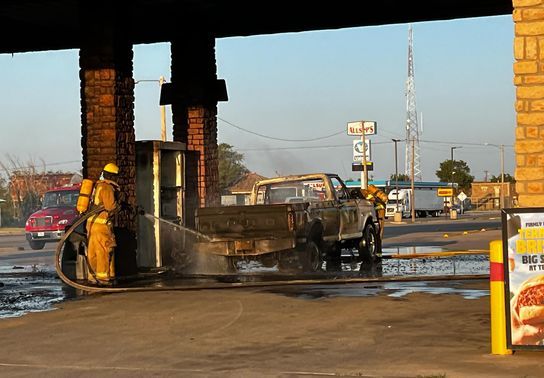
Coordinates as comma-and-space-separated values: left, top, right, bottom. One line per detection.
513, 1, 544, 206
171, 35, 220, 207
80, 28, 137, 275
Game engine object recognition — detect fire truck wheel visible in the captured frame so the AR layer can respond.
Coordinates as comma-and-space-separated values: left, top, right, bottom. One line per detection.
29, 240, 46, 250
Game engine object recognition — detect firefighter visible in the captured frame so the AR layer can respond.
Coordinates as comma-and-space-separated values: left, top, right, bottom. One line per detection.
86, 163, 120, 285
361, 184, 388, 240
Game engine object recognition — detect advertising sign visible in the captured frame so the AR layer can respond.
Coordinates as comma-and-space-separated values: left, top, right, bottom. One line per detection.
503, 208, 544, 349
437, 187, 454, 197
347, 121, 377, 136
353, 139, 371, 162
352, 162, 374, 172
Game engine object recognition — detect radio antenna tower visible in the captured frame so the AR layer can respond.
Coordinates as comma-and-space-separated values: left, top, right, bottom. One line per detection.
404, 25, 422, 181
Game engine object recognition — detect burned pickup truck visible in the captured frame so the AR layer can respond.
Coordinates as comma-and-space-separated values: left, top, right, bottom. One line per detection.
192, 173, 381, 272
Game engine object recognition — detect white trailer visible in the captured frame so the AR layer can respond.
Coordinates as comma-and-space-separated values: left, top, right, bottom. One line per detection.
385, 188, 444, 218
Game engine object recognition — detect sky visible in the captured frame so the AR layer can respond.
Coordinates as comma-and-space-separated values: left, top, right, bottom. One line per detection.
0, 15, 515, 183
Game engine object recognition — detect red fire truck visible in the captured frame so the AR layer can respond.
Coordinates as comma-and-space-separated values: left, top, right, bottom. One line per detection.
24, 184, 81, 250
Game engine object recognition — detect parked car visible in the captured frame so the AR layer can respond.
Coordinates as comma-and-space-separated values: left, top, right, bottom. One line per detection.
24, 184, 80, 250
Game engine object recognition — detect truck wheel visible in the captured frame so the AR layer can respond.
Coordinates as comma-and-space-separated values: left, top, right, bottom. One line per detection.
278, 249, 300, 272
358, 223, 379, 264
302, 240, 322, 272
29, 240, 46, 250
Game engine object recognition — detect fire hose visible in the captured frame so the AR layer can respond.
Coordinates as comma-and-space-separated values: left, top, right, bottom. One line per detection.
55, 208, 488, 294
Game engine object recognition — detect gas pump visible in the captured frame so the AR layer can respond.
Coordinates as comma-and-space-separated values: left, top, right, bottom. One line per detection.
135, 140, 187, 269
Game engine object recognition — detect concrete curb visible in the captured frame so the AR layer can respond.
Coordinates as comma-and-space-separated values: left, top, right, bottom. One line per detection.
0, 229, 25, 236
0, 247, 24, 252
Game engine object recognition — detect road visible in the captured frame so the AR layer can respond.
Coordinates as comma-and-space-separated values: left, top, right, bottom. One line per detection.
0, 210, 503, 269
0, 234, 55, 266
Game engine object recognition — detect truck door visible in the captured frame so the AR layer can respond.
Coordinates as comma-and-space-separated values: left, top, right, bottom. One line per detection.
329, 176, 360, 239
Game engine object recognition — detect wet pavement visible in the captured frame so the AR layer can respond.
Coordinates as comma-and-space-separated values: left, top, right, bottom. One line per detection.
0, 214, 499, 319
0, 246, 490, 319
0, 264, 79, 318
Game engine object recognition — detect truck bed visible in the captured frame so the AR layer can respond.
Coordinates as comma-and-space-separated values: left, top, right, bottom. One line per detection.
193, 204, 299, 256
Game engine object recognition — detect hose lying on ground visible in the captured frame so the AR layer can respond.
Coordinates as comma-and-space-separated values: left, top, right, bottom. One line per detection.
55, 206, 106, 292
55, 207, 489, 293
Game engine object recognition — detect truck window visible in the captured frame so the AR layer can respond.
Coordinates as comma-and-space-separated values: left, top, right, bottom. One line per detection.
255, 178, 326, 204
42, 190, 79, 209
329, 177, 348, 201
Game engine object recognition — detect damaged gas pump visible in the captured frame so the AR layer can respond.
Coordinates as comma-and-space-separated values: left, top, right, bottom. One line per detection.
57, 140, 199, 289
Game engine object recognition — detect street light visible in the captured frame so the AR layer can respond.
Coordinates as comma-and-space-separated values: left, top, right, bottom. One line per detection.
134, 76, 168, 142
484, 142, 506, 209
450, 146, 462, 212
392, 139, 401, 213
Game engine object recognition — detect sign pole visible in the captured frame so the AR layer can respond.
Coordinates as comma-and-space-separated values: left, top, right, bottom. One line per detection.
361, 130, 368, 189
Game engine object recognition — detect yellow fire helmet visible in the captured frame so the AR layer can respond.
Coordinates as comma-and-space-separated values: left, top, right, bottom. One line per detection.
103, 163, 119, 175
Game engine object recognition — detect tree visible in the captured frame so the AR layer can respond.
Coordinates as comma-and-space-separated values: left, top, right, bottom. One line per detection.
218, 143, 249, 193
0, 176, 16, 227
435, 159, 474, 191
490, 173, 515, 183
0, 155, 46, 223
390, 173, 410, 182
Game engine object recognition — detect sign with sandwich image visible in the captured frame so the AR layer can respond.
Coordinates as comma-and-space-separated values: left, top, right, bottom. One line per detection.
503, 208, 544, 349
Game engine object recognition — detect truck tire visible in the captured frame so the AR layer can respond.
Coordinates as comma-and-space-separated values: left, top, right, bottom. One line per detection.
302, 240, 322, 271
278, 241, 322, 272
358, 223, 380, 264
29, 240, 46, 250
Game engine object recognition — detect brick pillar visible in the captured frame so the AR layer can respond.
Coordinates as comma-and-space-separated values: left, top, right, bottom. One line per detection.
80, 26, 137, 275
513, 1, 544, 207
171, 35, 220, 207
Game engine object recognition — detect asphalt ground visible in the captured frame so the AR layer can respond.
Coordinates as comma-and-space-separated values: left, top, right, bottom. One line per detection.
3, 211, 543, 377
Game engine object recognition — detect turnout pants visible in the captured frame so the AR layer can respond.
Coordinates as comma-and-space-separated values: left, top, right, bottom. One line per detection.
86, 222, 116, 282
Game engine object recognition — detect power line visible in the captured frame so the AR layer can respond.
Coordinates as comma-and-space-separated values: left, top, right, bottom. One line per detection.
218, 117, 345, 142
1, 160, 81, 173
237, 140, 396, 152
419, 139, 513, 147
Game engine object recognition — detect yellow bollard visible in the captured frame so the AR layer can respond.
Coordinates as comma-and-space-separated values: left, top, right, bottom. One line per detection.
489, 240, 512, 355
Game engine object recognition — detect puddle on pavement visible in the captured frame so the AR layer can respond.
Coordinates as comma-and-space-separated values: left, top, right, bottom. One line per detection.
259, 280, 490, 300
0, 245, 490, 319
0, 264, 80, 319
217, 246, 489, 279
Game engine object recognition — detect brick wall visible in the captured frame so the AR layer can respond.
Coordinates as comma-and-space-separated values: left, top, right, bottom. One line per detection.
171, 35, 220, 207
514, 0, 544, 206
187, 106, 220, 206
80, 43, 136, 230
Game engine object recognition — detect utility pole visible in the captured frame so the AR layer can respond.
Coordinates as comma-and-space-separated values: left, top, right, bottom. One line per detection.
392, 139, 401, 213
484, 142, 506, 209
450, 146, 461, 212
361, 131, 368, 189
159, 76, 167, 142
135, 77, 168, 141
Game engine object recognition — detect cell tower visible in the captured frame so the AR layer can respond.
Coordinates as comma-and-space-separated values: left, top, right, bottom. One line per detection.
404, 25, 422, 181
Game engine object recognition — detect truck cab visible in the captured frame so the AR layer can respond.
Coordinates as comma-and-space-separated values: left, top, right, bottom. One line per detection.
385, 189, 409, 218
24, 184, 80, 250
